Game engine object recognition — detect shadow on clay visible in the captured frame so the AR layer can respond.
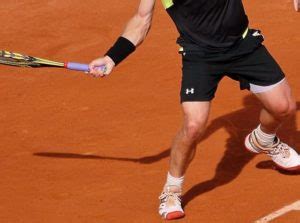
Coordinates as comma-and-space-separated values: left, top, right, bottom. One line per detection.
33, 96, 300, 206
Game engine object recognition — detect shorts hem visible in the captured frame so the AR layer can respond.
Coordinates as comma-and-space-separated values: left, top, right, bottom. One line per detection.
249, 75, 285, 87
249, 77, 285, 93
180, 97, 214, 104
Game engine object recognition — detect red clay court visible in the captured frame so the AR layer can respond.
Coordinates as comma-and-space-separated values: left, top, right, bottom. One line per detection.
0, 0, 299, 222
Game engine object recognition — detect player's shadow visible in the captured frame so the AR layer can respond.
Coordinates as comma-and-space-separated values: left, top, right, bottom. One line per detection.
34, 95, 300, 204
182, 97, 300, 207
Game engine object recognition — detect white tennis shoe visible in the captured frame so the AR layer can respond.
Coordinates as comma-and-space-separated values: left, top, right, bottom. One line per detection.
245, 131, 300, 171
158, 186, 185, 220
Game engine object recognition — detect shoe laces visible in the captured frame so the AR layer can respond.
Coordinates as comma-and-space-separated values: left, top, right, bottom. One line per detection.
252, 133, 290, 159
270, 142, 290, 158
159, 190, 182, 205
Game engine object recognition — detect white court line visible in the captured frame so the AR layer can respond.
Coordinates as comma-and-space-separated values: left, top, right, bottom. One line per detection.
255, 200, 300, 223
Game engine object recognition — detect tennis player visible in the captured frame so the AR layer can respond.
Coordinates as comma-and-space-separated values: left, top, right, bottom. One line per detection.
89, 0, 300, 220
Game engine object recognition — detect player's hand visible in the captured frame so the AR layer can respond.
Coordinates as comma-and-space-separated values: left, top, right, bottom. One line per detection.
88, 56, 115, 78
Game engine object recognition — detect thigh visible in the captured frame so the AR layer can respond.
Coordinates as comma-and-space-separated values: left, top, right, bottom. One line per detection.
181, 52, 224, 103
255, 79, 295, 113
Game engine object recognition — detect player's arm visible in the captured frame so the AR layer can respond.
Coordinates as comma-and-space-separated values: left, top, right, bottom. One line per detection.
89, 0, 156, 77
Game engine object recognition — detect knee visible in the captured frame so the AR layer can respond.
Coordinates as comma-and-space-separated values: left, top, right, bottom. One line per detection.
272, 100, 296, 119
183, 119, 207, 141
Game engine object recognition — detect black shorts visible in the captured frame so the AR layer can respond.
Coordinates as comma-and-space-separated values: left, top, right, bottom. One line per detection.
180, 29, 285, 102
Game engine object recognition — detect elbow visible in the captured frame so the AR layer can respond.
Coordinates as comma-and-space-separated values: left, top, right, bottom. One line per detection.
137, 8, 152, 20
136, 11, 152, 29
123, 13, 152, 46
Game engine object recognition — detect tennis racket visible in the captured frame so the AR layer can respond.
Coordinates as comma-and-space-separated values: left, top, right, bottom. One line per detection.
0, 50, 105, 72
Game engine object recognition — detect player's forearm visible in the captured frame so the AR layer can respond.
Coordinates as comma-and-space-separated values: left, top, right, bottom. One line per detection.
121, 12, 153, 47
103, 12, 152, 66
89, 0, 155, 76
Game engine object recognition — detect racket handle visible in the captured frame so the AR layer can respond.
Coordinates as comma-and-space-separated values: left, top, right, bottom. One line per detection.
66, 62, 90, 71
65, 62, 106, 72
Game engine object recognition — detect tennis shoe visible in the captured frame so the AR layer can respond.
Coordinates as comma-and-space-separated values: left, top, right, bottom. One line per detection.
245, 131, 300, 171
158, 186, 185, 220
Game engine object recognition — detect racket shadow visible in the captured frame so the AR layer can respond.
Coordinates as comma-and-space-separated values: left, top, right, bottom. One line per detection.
33, 149, 170, 164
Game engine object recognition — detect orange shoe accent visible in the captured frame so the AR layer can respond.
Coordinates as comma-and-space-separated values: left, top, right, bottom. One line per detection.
166, 211, 185, 220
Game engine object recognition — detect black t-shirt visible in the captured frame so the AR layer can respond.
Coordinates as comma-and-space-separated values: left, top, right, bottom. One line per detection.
164, 0, 249, 50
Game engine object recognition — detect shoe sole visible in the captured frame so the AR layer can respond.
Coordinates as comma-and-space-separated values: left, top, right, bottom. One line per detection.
166, 211, 185, 220
244, 135, 300, 172
274, 163, 300, 171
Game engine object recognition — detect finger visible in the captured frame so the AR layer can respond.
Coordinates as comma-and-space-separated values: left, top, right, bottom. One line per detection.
89, 60, 104, 71
95, 65, 107, 74
90, 66, 104, 75
91, 67, 107, 77
88, 61, 98, 71
104, 66, 113, 75
92, 70, 106, 78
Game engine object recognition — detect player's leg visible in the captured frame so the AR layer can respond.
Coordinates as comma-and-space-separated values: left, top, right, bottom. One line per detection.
225, 29, 300, 171
256, 79, 296, 134
159, 101, 210, 220
158, 48, 223, 220
245, 79, 300, 170
169, 101, 211, 177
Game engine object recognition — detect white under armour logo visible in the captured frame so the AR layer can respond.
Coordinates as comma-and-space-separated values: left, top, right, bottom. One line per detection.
252, 30, 264, 38
252, 31, 260, 36
186, 88, 195, 95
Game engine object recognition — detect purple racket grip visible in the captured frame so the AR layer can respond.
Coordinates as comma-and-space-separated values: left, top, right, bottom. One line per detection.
65, 62, 106, 72
66, 62, 90, 72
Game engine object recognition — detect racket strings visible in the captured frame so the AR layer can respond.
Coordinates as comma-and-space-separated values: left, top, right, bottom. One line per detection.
0, 59, 38, 67
0, 51, 39, 67
0, 50, 64, 67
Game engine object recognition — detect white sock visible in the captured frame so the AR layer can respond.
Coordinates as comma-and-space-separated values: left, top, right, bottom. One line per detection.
164, 172, 184, 191
254, 124, 276, 147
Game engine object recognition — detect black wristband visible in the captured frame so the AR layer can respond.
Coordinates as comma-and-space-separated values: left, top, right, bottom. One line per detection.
105, 37, 136, 66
